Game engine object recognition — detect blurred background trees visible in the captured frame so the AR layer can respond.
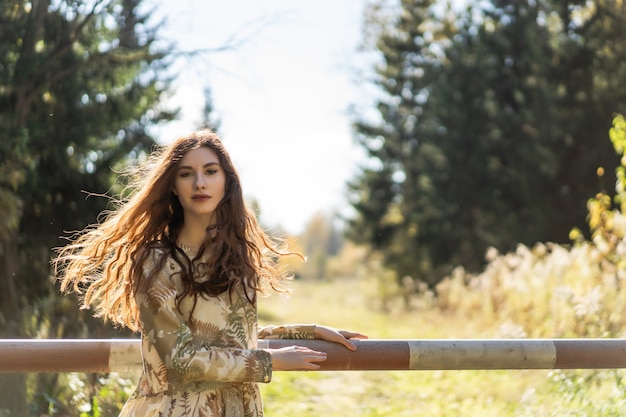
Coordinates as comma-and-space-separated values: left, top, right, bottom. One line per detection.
0, 0, 175, 332
0, 0, 175, 412
348, 0, 626, 286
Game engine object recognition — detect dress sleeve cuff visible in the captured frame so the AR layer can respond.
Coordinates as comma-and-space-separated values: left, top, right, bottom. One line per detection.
258, 324, 317, 340
256, 348, 273, 383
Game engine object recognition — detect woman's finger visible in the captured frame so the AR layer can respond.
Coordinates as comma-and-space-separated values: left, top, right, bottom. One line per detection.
328, 331, 358, 351
340, 330, 369, 340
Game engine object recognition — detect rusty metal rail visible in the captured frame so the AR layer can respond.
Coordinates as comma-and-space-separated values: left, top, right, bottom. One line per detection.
1, 339, 625, 373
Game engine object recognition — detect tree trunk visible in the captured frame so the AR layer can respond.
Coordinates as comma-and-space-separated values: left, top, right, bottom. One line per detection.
0, 375, 27, 416
0, 233, 19, 327
0, 232, 27, 415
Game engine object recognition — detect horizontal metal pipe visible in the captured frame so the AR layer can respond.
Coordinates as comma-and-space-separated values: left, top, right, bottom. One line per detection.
0, 339, 625, 373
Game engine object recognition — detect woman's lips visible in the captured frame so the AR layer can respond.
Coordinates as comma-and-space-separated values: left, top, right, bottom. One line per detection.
191, 194, 211, 201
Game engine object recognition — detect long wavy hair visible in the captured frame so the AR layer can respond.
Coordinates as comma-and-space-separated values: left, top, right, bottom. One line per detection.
53, 129, 295, 331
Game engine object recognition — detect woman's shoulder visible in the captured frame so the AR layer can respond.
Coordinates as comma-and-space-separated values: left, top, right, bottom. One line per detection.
138, 241, 176, 270
136, 242, 180, 291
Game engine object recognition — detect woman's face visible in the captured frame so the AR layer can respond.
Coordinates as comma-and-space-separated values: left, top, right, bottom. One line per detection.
173, 146, 226, 223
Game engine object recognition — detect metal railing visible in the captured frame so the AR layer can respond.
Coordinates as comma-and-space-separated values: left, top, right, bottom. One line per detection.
1, 338, 626, 373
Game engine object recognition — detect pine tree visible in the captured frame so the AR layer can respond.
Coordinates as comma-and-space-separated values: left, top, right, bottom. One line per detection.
349, 0, 626, 286
349, 0, 446, 284
0, 0, 176, 411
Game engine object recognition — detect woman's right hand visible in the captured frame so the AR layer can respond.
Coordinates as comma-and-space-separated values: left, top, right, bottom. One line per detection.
266, 346, 327, 370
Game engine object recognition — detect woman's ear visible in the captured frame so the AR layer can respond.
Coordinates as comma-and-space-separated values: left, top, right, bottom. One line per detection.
172, 187, 178, 196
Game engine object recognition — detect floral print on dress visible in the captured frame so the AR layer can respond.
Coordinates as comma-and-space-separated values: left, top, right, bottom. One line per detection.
118, 248, 316, 417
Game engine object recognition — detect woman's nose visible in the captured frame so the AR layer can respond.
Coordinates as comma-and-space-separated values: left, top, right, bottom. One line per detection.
194, 174, 206, 189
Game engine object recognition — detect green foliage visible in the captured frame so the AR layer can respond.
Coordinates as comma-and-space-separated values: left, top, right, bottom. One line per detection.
550, 370, 626, 416
0, 0, 176, 413
609, 115, 626, 212
349, 0, 626, 286
0, 0, 177, 327
427, 115, 626, 338
26, 372, 136, 417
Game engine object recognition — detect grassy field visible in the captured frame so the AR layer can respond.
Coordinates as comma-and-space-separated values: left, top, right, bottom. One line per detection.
257, 277, 626, 417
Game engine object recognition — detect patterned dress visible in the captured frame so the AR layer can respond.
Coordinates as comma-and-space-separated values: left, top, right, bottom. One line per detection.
118, 247, 316, 417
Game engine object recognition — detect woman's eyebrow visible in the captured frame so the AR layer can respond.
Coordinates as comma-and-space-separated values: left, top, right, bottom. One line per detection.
177, 162, 220, 170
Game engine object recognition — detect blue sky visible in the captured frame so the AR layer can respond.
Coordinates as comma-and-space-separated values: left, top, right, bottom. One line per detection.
152, 1, 370, 234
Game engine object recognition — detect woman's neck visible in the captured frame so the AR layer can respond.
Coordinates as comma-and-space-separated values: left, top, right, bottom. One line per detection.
178, 215, 215, 250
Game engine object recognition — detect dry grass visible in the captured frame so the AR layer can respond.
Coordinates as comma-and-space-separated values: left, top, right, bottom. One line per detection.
258, 278, 557, 417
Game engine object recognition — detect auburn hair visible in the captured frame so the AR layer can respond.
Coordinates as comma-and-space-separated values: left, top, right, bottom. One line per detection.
53, 129, 295, 331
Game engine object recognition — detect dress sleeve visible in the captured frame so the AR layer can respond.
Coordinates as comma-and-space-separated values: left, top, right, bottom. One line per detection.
138, 270, 272, 385
258, 324, 317, 340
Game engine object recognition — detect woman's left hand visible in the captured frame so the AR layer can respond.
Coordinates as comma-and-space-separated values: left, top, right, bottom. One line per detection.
314, 326, 368, 351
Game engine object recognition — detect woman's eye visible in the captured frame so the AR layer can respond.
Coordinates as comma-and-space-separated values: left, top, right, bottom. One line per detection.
179, 172, 191, 177
207, 169, 218, 175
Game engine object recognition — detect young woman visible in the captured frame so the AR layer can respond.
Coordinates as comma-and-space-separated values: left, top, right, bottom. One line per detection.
54, 129, 366, 416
